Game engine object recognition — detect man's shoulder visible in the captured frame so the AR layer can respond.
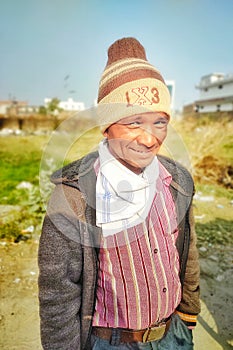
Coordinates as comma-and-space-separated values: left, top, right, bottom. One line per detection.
50, 151, 98, 185
158, 155, 194, 196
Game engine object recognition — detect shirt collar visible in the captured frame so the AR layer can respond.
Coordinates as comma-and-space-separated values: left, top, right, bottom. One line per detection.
158, 160, 172, 187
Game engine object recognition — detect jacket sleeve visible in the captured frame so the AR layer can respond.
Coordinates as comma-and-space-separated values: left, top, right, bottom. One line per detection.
38, 185, 83, 350
176, 204, 201, 327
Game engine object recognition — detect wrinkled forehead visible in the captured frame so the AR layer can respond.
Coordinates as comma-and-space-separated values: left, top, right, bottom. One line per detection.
117, 111, 170, 124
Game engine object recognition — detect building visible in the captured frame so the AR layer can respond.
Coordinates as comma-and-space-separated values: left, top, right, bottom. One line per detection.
0, 100, 28, 115
165, 80, 175, 110
44, 97, 85, 112
194, 73, 233, 113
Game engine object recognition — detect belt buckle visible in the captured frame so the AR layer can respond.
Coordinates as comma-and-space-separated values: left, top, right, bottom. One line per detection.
142, 323, 166, 343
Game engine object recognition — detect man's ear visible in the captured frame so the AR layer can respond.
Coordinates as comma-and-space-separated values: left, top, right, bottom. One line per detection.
103, 129, 108, 138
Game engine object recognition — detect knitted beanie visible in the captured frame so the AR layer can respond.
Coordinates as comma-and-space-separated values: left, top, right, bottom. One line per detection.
97, 37, 171, 132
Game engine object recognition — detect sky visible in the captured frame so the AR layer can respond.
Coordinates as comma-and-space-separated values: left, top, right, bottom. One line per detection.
1, 0, 233, 111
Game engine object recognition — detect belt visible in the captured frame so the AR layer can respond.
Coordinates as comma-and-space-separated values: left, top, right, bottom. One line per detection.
92, 318, 171, 343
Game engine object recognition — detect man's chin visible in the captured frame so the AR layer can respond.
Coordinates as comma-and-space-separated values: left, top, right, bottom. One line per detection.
125, 158, 154, 174
135, 154, 155, 166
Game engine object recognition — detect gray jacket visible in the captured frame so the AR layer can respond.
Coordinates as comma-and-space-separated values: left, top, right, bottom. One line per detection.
38, 152, 200, 350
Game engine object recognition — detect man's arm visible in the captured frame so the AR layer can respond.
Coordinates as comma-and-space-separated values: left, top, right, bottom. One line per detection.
176, 205, 201, 328
38, 186, 83, 350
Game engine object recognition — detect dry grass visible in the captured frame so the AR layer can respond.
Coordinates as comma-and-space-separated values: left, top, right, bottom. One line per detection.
173, 117, 233, 189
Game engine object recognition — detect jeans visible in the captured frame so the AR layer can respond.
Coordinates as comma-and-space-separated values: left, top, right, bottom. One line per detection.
91, 314, 193, 350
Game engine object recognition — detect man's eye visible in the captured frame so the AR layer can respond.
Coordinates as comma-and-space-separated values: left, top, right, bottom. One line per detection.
126, 121, 141, 128
129, 121, 140, 126
154, 119, 168, 127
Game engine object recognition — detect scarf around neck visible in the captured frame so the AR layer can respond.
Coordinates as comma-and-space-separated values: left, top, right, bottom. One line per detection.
96, 139, 159, 236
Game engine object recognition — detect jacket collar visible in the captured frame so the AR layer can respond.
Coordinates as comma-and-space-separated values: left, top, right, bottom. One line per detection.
51, 151, 194, 211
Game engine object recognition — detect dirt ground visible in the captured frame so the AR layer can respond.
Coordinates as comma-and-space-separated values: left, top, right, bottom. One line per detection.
0, 239, 232, 350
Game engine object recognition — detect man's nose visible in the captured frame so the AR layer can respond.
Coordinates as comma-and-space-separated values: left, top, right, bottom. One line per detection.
137, 127, 157, 148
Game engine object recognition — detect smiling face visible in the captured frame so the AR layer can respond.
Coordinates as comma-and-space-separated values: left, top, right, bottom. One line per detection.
104, 112, 169, 174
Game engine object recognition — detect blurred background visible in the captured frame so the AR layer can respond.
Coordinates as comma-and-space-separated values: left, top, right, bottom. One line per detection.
0, 1, 232, 349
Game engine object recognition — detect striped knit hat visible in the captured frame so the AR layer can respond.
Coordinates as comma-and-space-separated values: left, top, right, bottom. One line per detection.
97, 37, 171, 132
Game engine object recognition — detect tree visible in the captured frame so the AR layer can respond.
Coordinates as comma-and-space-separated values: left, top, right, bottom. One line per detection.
38, 106, 47, 115
46, 98, 62, 115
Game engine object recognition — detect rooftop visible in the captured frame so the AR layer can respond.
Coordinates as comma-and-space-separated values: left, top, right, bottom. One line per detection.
196, 73, 233, 89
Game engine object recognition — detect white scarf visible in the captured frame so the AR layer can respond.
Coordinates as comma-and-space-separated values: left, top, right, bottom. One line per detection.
96, 139, 159, 236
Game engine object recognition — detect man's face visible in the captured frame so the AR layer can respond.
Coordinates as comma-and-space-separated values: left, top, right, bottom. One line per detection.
104, 112, 169, 174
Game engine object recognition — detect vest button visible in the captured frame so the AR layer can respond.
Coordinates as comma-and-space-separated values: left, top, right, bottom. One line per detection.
163, 287, 167, 293
154, 248, 158, 254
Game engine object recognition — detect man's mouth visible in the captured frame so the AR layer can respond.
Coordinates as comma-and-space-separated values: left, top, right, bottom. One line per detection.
130, 147, 153, 156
